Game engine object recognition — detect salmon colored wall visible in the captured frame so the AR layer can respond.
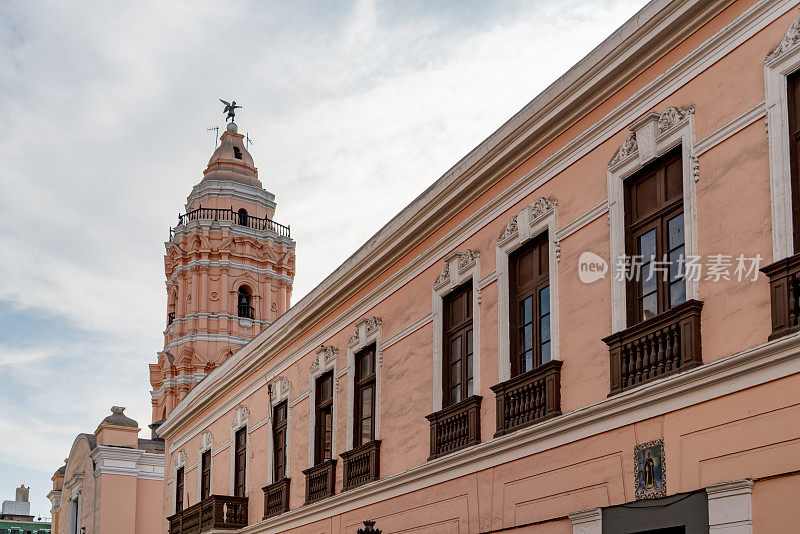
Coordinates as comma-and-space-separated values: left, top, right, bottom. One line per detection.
161, 1, 800, 532
752, 474, 800, 533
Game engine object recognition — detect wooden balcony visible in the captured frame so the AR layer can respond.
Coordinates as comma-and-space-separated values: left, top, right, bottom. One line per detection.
262, 478, 290, 519
302, 459, 336, 504
167, 495, 248, 534
341, 440, 381, 490
761, 253, 800, 340
425, 395, 481, 460
490, 360, 563, 437
603, 300, 703, 396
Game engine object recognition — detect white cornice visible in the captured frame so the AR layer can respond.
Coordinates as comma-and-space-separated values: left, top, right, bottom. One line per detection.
166, 260, 294, 284
159, 0, 793, 439
240, 331, 800, 533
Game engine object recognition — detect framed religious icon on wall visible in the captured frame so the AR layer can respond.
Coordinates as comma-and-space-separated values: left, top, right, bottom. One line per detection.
634, 438, 666, 499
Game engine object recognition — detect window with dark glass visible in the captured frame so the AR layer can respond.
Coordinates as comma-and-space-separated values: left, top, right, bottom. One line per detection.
175, 466, 184, 513
787, 70, 800, 252
314, 371, 334, 463
234, 426, 247, 497
443, 281, 473, 406
272, 401, 287, 480
237, 286, 253, 318
624, 147, 685, 325
200, 450, 211, 500
353, 345, 376, 446
509, 233, 550, 376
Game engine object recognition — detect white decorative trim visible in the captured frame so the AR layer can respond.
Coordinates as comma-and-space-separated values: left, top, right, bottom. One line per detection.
569, 508, 602, 534
308, 345, 338, 467
162, 0, 799, 447
238, 330, 800, 534
765, 15, 800, 261
229, 405, 250, 496
607, 106, 698, 332
381, 313, 433, 350
432, 250, 481, 411
496, 198, 560, 382
707, 479, 754, 533
266, 376, 292, 484
555, 200, 608, 241
346, 317, 383, 450
694, 101, 766, 156
197, 430, 213, 500
174, 450, 186, 469
172, 450, 186, 514
90, 446, 165, 480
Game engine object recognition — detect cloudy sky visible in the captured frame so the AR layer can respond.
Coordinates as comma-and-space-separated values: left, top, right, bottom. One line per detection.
0, 0, 648, 518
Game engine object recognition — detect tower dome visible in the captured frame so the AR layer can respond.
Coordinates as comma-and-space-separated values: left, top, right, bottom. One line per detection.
201, 123, 261, 188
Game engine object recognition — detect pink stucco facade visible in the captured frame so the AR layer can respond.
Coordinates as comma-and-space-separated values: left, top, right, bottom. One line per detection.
157, 1, 800, 533
49, 408, 165, 534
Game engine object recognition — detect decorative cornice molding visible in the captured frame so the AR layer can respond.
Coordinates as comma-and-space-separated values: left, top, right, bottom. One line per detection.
174, 450, 187, 469
269, 376, 290, 401
658, 105, 694, 134
498, 197, 557, 247
200, 430, 213, 450
767, 13, 800, 62
231, 405, 250, 428
433, 250, 479, 291
348, 317, 382, 348
608, 132, 638, 167
311, 345, 338, 374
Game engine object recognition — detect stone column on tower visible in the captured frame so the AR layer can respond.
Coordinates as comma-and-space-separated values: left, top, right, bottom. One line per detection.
149, 121, 295, 424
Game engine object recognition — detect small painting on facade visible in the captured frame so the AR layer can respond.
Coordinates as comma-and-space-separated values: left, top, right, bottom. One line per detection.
634, 438, 666, 500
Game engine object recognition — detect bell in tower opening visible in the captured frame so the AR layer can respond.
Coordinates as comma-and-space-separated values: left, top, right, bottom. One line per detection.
149, 112, 296, 423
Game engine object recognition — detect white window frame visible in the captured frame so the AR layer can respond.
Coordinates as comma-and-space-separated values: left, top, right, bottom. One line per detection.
266, 376, 291, 483
197, 429, 213, 502
172, 450, 187, 514
765, 15, 800, 261
345, 317, 383, 450
607, 106, 699, 332
228, 405, 250, 497
496, 197, 560, 383
432, 249, 481, 412
307, 345, 338, 467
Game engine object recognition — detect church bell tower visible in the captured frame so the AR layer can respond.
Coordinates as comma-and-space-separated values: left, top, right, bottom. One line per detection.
149, 120, 295, 423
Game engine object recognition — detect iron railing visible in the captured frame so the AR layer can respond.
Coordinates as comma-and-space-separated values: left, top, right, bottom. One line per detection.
237, 305, 255, 319
171, 206, 290, 238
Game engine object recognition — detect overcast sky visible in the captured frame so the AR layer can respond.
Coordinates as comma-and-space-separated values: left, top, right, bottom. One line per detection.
0, 0, 648, 518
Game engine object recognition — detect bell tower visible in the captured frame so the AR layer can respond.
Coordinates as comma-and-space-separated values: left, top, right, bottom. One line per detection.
149, 121, 295, 423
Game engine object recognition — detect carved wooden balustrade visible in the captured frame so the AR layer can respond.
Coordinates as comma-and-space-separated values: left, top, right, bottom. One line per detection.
490, 360, 563, 437
303, 459, 336, 504
262, 478, 290, 519
761, 253, 800, 340
341, 440, 381, 490
167, 495, 248, 534
603, 300, 703, 396
425, 396, 482, 460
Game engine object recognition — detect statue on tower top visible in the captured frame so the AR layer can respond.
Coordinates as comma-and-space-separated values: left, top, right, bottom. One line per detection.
219, 99, 242, 122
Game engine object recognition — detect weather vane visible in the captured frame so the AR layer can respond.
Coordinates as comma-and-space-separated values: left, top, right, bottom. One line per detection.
219, 99, 242, 122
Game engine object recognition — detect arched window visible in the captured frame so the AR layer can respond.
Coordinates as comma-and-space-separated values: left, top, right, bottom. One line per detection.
238, 286, 254, 319
237, 208, 248, 226
233, 146, 242, 160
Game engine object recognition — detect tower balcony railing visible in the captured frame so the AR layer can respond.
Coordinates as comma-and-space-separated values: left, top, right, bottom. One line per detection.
237, 305, 255, 319
170, 206, 290, 238
167, 312, 176, 325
